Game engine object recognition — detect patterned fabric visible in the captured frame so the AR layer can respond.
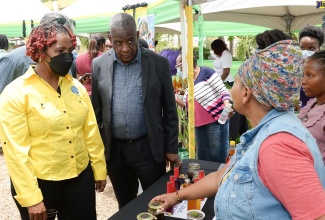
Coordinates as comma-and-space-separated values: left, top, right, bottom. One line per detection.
238, 40, 303, 111
183, 67, 230, 121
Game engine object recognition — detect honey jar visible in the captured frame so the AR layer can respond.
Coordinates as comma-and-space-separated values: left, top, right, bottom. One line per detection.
187, 163, 200, 180
148, 201, 165, 220
137, 212, 155, 220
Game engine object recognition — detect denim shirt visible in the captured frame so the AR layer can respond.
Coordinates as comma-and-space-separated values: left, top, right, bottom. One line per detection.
215, 109, 325, 220
111, 46, 148, 139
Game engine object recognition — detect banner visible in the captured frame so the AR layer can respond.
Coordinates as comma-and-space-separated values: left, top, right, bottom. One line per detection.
137, 14, 155, 51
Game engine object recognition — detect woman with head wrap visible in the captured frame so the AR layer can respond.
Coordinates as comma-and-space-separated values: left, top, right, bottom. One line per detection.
150, 40, 325, 220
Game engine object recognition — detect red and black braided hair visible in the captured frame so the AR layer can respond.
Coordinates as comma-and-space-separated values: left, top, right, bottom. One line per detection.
26, 22, 77, 62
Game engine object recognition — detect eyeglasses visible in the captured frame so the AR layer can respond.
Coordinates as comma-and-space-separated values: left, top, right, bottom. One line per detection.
175, 63, 182, 68
52, 18, 76, 28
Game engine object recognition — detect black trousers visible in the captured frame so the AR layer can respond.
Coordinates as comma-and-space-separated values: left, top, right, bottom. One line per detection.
108, 136, 166, 209
11, 163, 96, 220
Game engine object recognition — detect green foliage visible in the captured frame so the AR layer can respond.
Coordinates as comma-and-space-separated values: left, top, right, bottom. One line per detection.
204, 37, 215, 49
235, 36, 257, 61
79, 36, 89, 49
291, 32, 299, 41
193, 47, 210, 60
155, 33, 180, 53
228, 36, 235, 41
177, 107, 189, 150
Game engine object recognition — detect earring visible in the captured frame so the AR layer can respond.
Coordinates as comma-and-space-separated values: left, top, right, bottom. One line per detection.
38, 57, 42, 63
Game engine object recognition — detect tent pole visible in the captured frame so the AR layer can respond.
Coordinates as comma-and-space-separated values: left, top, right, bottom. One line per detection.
198, 9, 203, 66
185, 3, 195, 159
51, 0, 58, 12
133, 8, 136, 18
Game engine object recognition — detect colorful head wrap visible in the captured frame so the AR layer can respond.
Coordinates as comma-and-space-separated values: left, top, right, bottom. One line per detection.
237, 40, 303, 110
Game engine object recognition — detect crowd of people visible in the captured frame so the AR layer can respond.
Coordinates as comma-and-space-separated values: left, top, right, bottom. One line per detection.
0, 10, 325, 220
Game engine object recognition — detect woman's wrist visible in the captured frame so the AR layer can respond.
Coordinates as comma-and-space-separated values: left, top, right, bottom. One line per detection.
175, 190, 182, 203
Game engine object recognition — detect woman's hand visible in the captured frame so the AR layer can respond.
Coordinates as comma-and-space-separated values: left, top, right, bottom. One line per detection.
223, 100, 235, 118
27, 201, 47, 220
95, 180, 106, 192
151, 192, 178, 213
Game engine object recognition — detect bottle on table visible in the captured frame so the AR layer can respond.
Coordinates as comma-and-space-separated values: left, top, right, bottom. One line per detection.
170, 175, 176, 192
165, 181, 173, 213
183, 178, 197, 211
198, 170, 205, 201
172, 76, 177, 90
187, 162, 200, 181
174, 166, 180, 190
218, 103, 232, 124
226, 140, 236, 163
193, 177, 201, 210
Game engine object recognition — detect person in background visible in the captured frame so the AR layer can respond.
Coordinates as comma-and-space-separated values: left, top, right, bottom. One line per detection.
175, 51, 231, 163
76, 33, 105, 97
151, 39, 325, 220
0, 21, 106, 220
104, 38, 112, 52
0, 12, 76, 94
255, 29, 292, 50
299, 50, 325, 165
211, 39, 233, 87
91, 12, 180, 209
69, 49, 78, 78
299, 25, 324, 53
159, 48, 181, 76
138, 38, 149, 49
211, 38, 250, 142
298, 25, 324, 107
0, 34, 9, 58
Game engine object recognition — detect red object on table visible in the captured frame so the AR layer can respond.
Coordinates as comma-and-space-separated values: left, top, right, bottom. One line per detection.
170, 175, 176, 192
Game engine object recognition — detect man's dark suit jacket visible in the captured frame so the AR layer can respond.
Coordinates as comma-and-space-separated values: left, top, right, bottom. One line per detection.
91, 47, 178, 163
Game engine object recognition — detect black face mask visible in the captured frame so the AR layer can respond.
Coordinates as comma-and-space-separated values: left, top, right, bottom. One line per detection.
45, 53, 73, 77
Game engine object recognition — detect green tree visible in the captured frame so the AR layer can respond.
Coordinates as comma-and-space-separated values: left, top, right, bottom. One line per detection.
155, 33, 179, 53
235, 36, 257, 61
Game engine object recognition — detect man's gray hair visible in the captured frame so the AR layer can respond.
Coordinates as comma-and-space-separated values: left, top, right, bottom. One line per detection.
40, 12, 74, 31
109, 13, 136, 34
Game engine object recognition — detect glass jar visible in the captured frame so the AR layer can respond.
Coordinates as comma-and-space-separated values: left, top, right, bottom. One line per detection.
137, 212, 155, 220
148, 201, 165, 220
187, 163, 200, 180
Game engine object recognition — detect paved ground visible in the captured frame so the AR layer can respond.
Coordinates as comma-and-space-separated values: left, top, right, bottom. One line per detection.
0, 152, 118, 220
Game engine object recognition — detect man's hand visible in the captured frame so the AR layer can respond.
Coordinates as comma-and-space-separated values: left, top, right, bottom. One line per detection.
27, 201, 47, 220
95, 180, 106, 192
165, 153, 182, 169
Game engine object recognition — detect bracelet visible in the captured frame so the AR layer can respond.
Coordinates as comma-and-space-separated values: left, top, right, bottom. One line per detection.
176, 190, 182, 203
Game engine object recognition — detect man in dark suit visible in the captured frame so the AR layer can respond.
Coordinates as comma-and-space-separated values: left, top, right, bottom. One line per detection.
91, 13, 180, 209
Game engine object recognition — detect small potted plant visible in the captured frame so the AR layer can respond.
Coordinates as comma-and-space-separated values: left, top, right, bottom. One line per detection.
186, 209, 205, 220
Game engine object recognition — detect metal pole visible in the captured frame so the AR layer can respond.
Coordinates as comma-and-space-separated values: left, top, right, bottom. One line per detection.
51, 0, 58, 12
133, 8, 136, 18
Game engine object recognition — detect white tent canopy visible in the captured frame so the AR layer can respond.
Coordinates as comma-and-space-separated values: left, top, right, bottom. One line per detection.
60, 0, 157, 19
197, 0, 323, 32
0, 0, 51, 24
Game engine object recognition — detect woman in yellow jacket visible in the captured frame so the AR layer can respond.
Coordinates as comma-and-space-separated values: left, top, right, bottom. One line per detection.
0, 21, 106, 220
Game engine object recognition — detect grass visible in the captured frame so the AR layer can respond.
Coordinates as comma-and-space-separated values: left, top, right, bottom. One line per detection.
202, 60, 244, 78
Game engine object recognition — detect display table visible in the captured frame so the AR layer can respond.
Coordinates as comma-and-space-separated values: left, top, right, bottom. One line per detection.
108, 159, 221, 220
